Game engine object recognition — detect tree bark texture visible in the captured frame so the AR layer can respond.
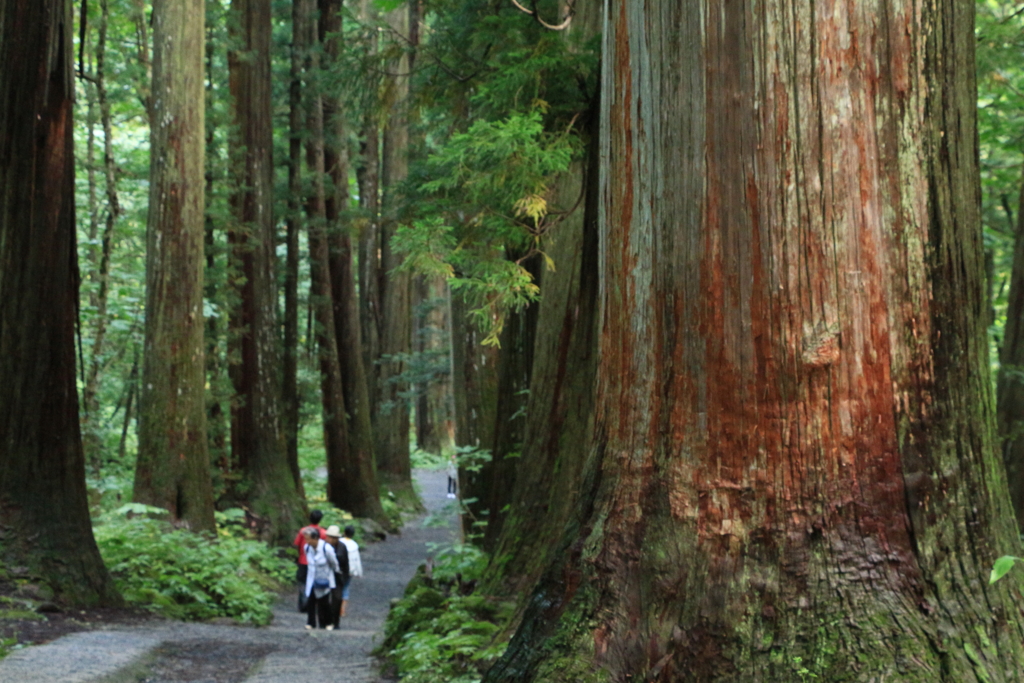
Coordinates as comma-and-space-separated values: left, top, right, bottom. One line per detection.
134, 0, 216, 532
283, 0, 306, 496
450, 290, 500, 537
414, 275, 455, 455
374, 2, 414, 496
225, 0, 303, 543
321, 0, 388, 524
0, 0, 121, 606
487, 152, 600, 596
303, 0, 387, 524
475, 256, 541, 551
997, 181, 1024, 530
487, 1, 1024, 681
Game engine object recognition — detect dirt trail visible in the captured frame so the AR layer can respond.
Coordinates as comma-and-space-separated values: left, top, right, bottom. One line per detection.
0, 469, 458, 683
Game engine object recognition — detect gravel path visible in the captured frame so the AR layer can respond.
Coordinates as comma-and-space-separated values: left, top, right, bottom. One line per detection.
0, 469, 459, 683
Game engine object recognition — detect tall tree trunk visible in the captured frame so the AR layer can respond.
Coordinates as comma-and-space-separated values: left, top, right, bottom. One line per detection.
0, 0, 121, 605
374, 1, 415, 500
357, 0, 381, 405
488, 1, 1024, 681
486, 155, 600, 588
283, 0, 306, 496
204, 11, 229, 476
998, 180, 1024, 529
134, 0, 216, 532
414, 275, 455, 455
82, 0, 121, 468
321, 0, 385, 520
303, 0, 387, 523
450, 291, 500, 538
225, 0, 304, 542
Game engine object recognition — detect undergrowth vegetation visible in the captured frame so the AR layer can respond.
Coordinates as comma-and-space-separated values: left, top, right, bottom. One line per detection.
93, 504, 291, 625
377, 543, 514, 683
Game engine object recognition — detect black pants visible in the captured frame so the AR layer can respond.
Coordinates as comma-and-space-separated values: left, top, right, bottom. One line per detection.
306, 591, 332, 628
448, 476, 457, 494
296, 565, 308, 612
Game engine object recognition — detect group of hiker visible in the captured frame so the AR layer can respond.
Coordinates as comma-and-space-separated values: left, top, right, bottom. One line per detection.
294, 510, 363, 630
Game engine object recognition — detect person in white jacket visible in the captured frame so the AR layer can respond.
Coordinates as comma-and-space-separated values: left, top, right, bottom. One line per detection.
338, 525, 362, 617
303, 527, 339, 629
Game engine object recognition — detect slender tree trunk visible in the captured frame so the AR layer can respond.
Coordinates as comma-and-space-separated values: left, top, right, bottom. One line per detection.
374, 1, 414, 499
320, 0, 386, 520
414, 275, 454, 455
203, 12, 229, 475
303, 0, 387, 523
357, 0, 381, 403
134, 0, 216, 532
283, 0, 305, 495
450, 291, 500, 538
998, 180, 1024, 529
224, 0, 304, 542
82, 0, 121, 468
0, 0, 121, 605
488, 1, 1024, 681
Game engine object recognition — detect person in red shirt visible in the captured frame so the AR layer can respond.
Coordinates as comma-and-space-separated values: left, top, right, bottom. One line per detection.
294, 509, 327, 611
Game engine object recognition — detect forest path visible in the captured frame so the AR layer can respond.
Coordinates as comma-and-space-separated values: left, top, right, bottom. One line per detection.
0, 469, 458, 683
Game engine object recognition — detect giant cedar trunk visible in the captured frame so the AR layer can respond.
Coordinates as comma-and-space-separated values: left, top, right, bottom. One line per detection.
134, 0, 216, 532
282, 0, 306, 495
0, 0, 121, 605
321, 0, 386, 524
374, 2, 415, 499
225, 0, 303, 543
487, 1, 1024, 681
997, 181, 1024, 529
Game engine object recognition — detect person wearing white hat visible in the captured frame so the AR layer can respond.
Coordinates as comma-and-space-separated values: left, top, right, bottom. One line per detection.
338, 525, 362, 617
324, 525, 350, 628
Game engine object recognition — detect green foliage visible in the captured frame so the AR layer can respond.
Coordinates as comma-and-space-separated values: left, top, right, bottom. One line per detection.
93, 505, 292, 625
976, 1, 1024, 371
395, 110, 575, 345
378, 544, 514, 683
989, 554, 1019, 583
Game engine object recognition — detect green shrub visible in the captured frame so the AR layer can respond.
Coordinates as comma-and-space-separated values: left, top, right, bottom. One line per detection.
379, 544, 514, 683
93, 504, 291, 625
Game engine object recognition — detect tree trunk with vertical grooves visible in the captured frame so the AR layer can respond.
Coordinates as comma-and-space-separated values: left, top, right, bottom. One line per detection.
414, 275, 455, 455
203, 13, 229, 477
486, 1, 1024, 681
282, 0, 305, 496
0, 0, 121, 606
486, 151, 600, 593
303, 0, 387, 523
134, 0, 216, 532
998, 181, 1024, 530
375, 1, 415, 501
225, 0, 304, 543
357, 0, 381, 408
450, 291, 500, 538
321, 0, 388, 524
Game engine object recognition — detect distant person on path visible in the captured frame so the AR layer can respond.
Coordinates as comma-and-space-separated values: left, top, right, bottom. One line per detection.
338, 525, 362, 617
294, 510, 327, 611
303, 527, 339, 630
447, 454, 458, 499
324, 525, 350, 628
